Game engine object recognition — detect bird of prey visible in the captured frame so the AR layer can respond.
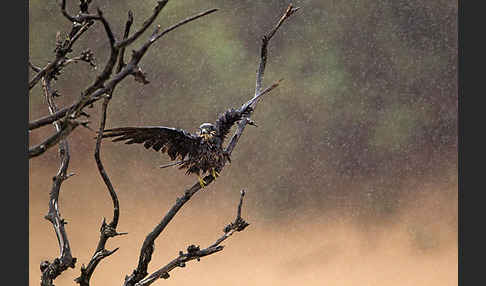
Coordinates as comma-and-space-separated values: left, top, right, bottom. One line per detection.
101, 105, 255, 187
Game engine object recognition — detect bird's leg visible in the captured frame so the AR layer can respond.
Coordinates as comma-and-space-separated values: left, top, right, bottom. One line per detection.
197, 175, 207, 188
211, 168, 220, 179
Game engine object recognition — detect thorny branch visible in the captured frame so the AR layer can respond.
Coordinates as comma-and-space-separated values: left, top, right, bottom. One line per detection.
135, 191, 249, 286
123, 5, 298, 286
40, 75, 77, 286
28, 118, 82, 159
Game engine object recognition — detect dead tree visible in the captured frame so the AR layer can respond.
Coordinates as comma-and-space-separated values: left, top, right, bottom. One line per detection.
29, 1, 299, 286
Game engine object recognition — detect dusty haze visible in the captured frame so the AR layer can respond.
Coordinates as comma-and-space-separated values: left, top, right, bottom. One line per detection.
30, 160, 457, 285
29, 0, 457, 285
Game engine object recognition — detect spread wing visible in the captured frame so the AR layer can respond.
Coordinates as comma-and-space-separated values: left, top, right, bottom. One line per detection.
215, 107, 253, 140
102, 126, 201, 161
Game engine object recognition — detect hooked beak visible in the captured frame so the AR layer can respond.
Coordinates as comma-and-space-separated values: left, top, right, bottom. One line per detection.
200, 129, 211, 140
200, 129, 216, 140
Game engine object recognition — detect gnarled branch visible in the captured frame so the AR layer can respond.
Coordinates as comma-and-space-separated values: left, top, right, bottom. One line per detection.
29, 6, 218, 132
74, 12, 135, 286
39, 74, 77, 286
135, 191, 249, 286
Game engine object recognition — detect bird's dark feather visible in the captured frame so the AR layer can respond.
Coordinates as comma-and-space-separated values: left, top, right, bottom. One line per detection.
102, 106, 254, 177
101, 126, 200, 161
215, 107, 252, 140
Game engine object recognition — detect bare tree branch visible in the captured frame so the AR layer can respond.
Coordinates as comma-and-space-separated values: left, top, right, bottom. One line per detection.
129, 8, 219, 67
63, 49, 97, 69
32, 3, 297, 286
115, 0, 169, 49
29, 61, 41, 73
78, 8, 118, 100
117, 10, 134, 72
255, 4, 300, 94
28, 118, 81, 159
227, 4, 299, 156
40, 74, 77, 286
60, 0, 77, 23
135, 191, 249, 286
74, 12, 135, 285
29, 3, 95, 91
29, 61, 58, 91
29, 6, 218, 132
74, 93, 128, 286
122, 181, 205, 286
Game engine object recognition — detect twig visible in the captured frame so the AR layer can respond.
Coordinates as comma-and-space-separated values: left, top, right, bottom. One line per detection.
133, 191, 249, 286
29, 61, 41, 73
117, 10, 134, 73
60, 0, 77, 23
255, 4, 300, 94
131, 8, 219, 63
115, 0, 169, 49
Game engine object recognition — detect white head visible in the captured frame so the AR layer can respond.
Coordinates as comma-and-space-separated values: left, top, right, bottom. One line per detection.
198, 123, 217, 140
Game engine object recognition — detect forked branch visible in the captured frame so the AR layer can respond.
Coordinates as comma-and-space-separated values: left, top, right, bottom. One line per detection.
135, 191, 249, 286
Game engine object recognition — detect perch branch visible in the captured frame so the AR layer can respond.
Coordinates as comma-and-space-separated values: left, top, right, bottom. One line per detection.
227, 3, 299, 155
134, 191, 249, 286
123, 6, 296, 285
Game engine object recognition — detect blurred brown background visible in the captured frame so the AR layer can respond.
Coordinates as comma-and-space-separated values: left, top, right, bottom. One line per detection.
29, 0, 458, 285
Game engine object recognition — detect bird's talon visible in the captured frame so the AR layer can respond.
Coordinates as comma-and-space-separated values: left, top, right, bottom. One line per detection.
198, 176, 207, 188
212, 169, 220, 179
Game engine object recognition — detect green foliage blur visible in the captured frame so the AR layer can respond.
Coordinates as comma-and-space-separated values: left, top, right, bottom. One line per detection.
29, 0, 457, 221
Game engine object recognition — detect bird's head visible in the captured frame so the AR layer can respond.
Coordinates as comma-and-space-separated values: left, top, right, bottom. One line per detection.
198, 123, 217, 141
